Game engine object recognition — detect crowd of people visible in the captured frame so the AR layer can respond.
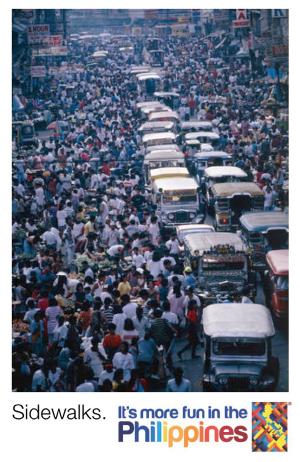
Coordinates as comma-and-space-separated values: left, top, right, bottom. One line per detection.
12, 28, 288, 392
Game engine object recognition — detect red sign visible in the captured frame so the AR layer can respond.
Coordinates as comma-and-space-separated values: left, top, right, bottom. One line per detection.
27, 24, 50, 44
236, 9, 247, 21
43, 35, 63, 46
32, 46, 68, 56
31, 66, 46, 78
272, 45, 288, 57
233, 19, 250, 28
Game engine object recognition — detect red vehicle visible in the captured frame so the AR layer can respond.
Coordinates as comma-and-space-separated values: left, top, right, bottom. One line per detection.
265, 250, 289, 318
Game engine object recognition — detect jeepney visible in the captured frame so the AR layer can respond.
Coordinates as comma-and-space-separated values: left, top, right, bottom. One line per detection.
15, 121, 38, 148
92, 50, 108, 61
183, 232, 252, 293
202, 303, 279, 392
152, 174, 204, 226
119, 46, 134, 56
264, 249, 288, 319
149, 167, 189, 183
146, 37, 163, 51
130, 65, 151, 75
180, 120, 214, 134
142, 132, 177, 149
176, 224, 215, 244
140, 104, 169, 118
145, 144, 181, 154
149, 49, 164, 67
136, 100, 166, 117
148, 110, 180, 124
184, 131, 220, 149
185, 140, 201, 160
240, 211, 289, 271
211, 183, 264, 231
192, 151, 232, 181
154, 92, 180, 110
144, 150, 185, 181
138, 121, 175, 135
137, 72, 162, 95
202, 166, 248, 208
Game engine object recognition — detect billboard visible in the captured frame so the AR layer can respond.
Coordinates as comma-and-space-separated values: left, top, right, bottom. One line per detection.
32, 46, 68, 56
30, 65, 46, 77
27, 24, 50, 44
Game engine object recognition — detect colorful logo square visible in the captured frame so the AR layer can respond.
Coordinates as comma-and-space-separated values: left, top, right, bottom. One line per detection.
252, 402, 288, 452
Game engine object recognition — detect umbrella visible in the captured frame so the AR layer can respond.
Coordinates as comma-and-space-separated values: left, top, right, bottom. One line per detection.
47, 121, 59, 130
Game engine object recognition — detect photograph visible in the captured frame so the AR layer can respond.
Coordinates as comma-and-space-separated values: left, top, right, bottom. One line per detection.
11, 8, 288, 392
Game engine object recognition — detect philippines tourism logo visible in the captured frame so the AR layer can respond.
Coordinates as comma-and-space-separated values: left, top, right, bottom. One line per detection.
252, 402, 288, 452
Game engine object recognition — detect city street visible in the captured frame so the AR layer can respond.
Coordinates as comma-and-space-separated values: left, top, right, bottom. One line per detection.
12, 8, 288, 393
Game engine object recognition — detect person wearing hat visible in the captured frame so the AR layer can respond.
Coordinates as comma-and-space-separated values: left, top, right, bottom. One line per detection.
183, 267, 197, 289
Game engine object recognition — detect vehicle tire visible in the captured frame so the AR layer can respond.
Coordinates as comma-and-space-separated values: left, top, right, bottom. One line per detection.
268, 357, 280, 391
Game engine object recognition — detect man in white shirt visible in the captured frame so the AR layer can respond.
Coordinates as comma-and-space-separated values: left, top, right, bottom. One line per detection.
166, 368, 192, 392
122, 296, 138, 319
42, 228, 59, 248
132, 247, 146, 268
166, 235, 180, 256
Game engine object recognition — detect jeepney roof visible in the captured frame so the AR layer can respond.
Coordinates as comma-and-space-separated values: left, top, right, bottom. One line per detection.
176, 224, 215, 234
119, 46, 134, 51
130, 66, 151, 75
181, 121, 213, 130
92, 51, 108, 58
184, 232, 245, 256
211, 182, 264, 197
137, 73, 161, 81
138, 121, 174, 132
149, 111, 179, 121
144, 150, 184, 162
153, 176, 198, 192
154, 91, 180, 98
204, 166, 247, 178
185, 131, 220, 140
266, 249, 289, 276
142, 132, 176, 143
141, 105, 169, 115
186, 140, 201, 146
203, 303, 275, 338
240, 211, 289, 232
200, 143, 214, 151
146, 144, 181, 153
136, 100, 161, 108
194, 151, 231, 160
150, 167, 189, 180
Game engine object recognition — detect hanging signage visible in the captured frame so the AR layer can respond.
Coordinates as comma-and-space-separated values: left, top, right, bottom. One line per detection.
32, 46, 68, 56
43, 35, 63, 46
272, 9, 288, 18
30, 65, 46, 77
272, 44, 288, 57
232, 9, 249, 28
27, 24, 50, 44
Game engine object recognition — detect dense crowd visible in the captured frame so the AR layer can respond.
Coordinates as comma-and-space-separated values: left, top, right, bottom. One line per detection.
12, 30, 288, 392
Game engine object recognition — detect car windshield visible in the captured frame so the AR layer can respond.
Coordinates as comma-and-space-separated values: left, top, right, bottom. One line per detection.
213, 340, 266, 356
275, 276, 288, 290
163, 192, 197, 204
202, 255, 245, 271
